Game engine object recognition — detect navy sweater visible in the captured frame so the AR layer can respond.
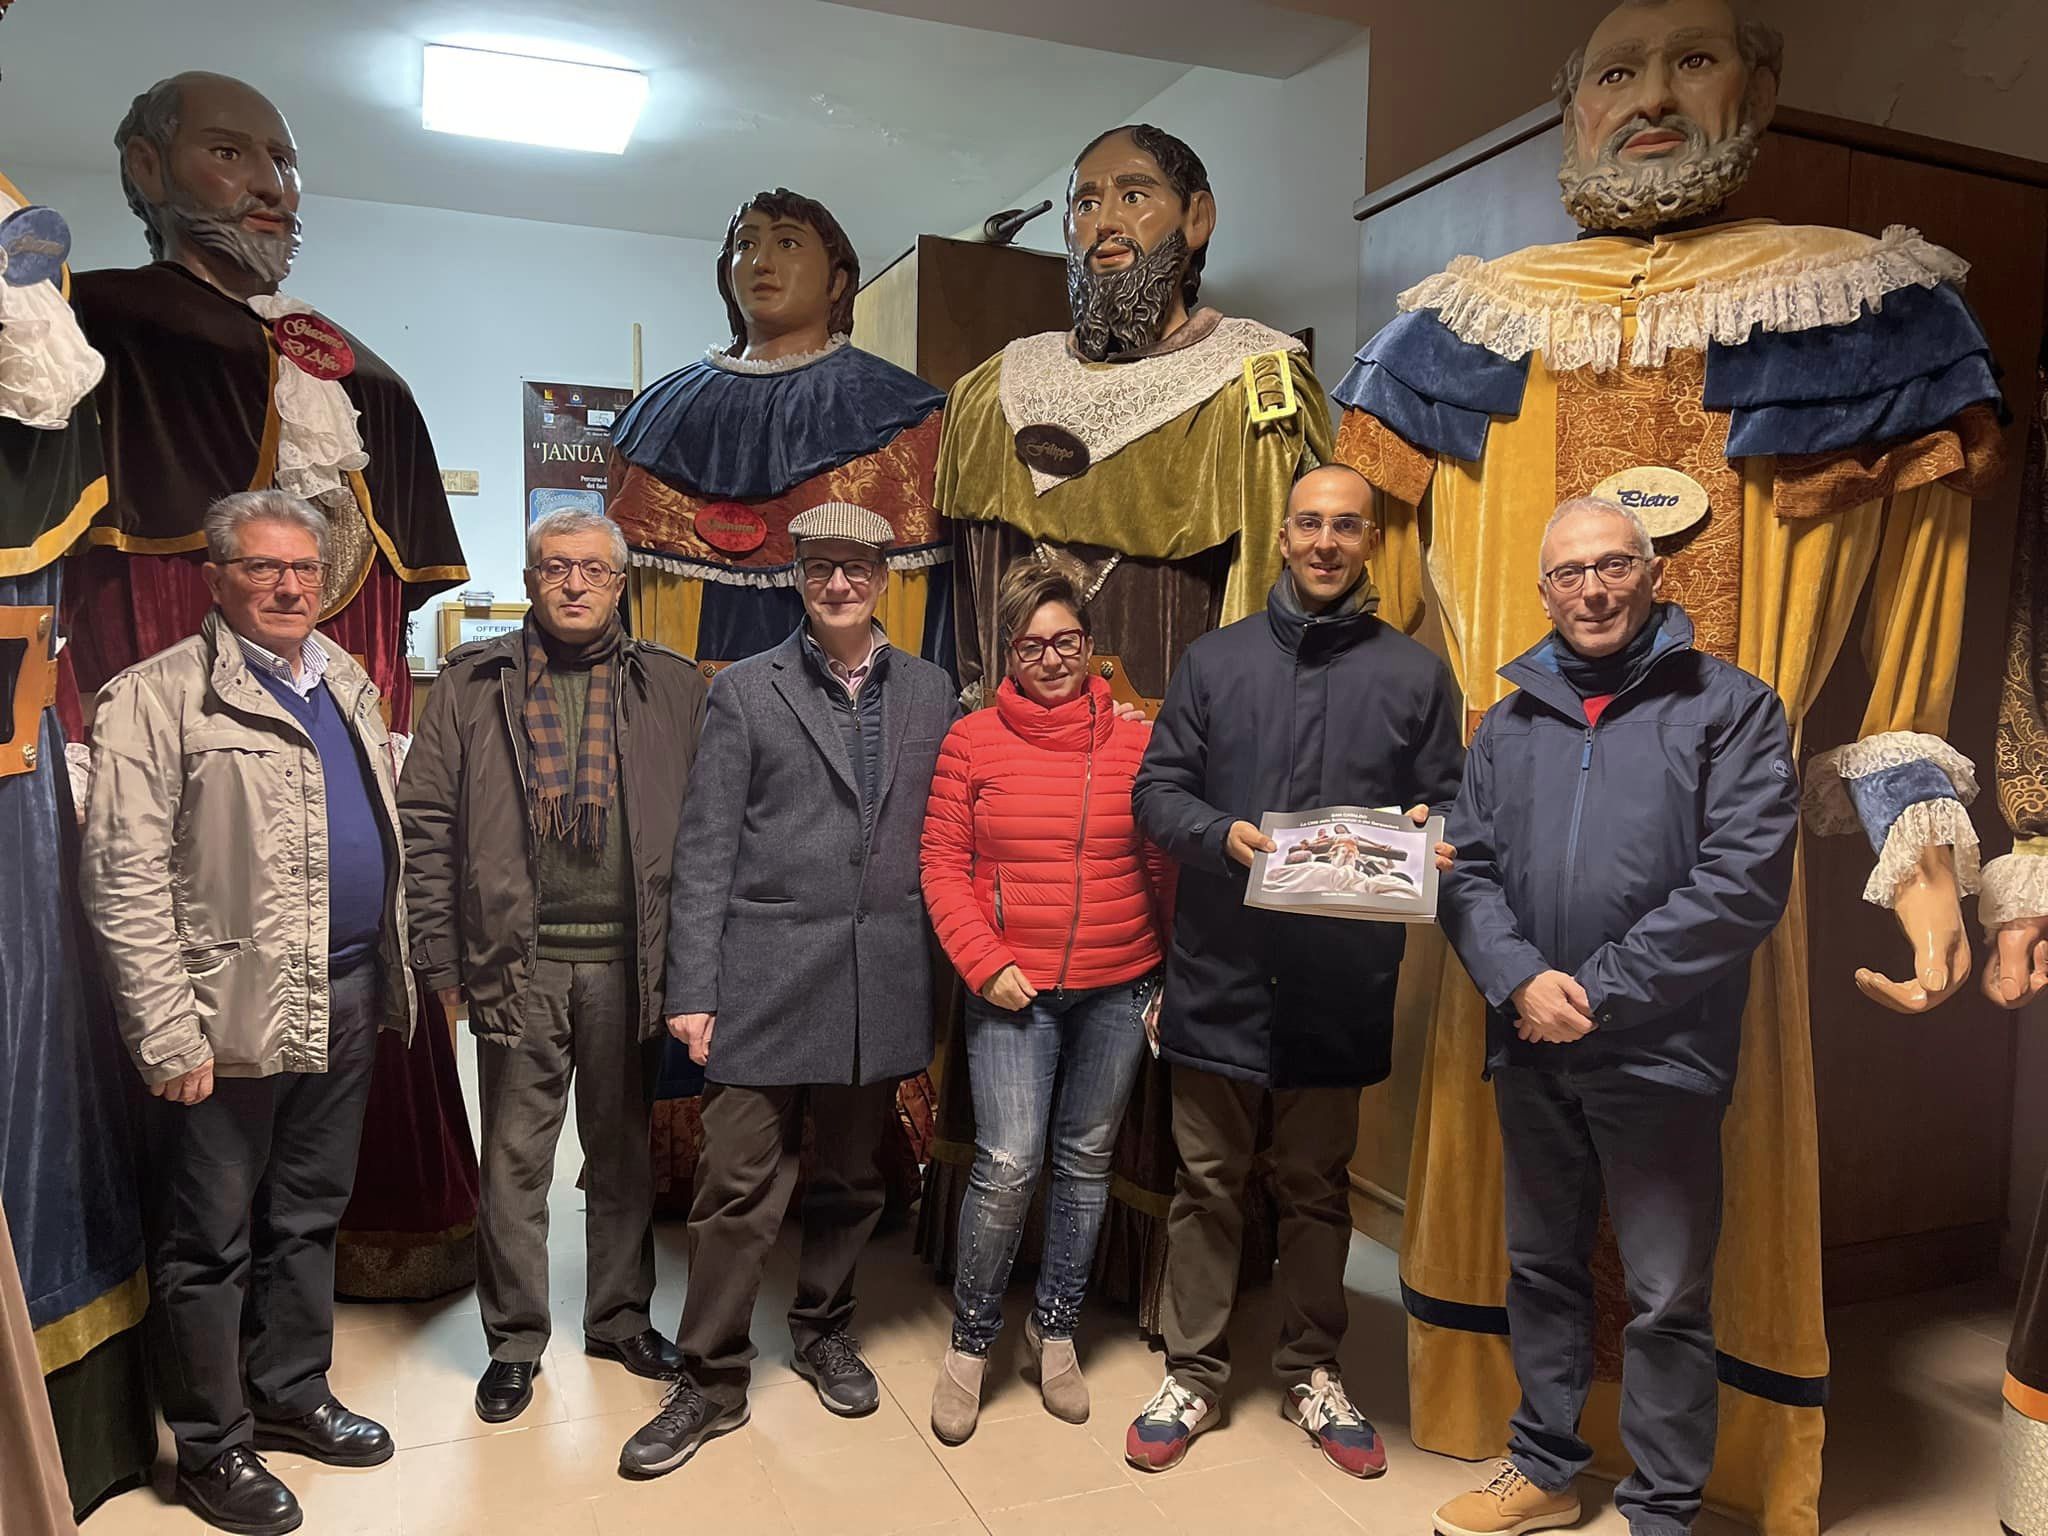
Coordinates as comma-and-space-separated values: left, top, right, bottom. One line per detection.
251, 671, 390, 970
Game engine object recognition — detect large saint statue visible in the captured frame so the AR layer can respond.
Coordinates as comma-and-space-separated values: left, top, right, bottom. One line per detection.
1976, 359, 2048, 1536
1330, 3, 2003, 1529
0, 153, 156, 1514
928, 123, 1330, 1321
65, 71, 479, 1300
606, 187, 948, 1214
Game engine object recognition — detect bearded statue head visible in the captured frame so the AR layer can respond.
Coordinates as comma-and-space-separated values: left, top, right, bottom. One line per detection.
115, 72, 303, 295
1063, 124, 1217, 362
1555, 0, 1782, 234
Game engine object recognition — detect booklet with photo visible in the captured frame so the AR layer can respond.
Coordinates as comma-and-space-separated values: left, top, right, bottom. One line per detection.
1243, 805, 1443, 924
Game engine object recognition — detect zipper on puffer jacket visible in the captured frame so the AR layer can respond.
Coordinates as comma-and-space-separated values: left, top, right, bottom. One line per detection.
993, 867, 1006, 933
1053, 694, 1098, 996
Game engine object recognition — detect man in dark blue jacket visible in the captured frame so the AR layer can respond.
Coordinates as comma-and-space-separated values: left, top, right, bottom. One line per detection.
1128, 465, 1462, 1481
1434, 497, 1798, 1536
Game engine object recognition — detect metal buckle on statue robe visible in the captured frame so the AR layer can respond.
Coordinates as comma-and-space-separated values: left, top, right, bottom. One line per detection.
0, 606, 56, 778
1242, 350, 1298, 424
1589, 464, 1710, 541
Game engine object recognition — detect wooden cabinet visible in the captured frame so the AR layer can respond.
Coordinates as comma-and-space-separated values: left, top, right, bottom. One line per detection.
852, 235, 1069, 392
1347, 105, 2048, 1303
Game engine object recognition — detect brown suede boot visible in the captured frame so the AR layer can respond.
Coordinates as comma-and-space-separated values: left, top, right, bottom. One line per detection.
1024, 1314, 1089, 1424
1433, 1461, 1582, 1536
930, 1347, 985, 1446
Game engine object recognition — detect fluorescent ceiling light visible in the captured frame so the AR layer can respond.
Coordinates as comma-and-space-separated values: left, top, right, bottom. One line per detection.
422, 44, 649, 155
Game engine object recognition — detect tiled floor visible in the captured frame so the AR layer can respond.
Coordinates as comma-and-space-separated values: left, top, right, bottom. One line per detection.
84, 1053, 2017, 1534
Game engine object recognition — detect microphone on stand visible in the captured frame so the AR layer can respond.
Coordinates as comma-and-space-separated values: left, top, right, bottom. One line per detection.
980, 199, 1053, 246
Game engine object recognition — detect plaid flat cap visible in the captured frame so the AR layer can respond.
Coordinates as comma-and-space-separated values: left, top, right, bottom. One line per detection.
788, 502, 894, 551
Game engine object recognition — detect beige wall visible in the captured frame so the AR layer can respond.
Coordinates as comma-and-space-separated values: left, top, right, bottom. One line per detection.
1280, 0, 2048, 192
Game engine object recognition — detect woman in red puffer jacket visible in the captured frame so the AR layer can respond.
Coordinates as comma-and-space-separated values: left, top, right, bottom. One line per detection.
920, 557, 1174, 1448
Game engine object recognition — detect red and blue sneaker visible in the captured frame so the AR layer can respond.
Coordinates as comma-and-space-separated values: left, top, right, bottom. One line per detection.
1124, 1374, 1213, 1472
1284, 1367, 1387, 1478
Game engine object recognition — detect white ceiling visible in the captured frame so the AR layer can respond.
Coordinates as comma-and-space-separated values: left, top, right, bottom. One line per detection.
0, 0, 1357, 265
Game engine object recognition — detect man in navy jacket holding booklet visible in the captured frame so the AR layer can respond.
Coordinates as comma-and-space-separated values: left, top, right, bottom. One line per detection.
1126, 464, 1462, 1482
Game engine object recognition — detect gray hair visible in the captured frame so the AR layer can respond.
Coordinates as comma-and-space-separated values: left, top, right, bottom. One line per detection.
115, 76, 185, 261
1554, 1, 1784, 110
1538, 496, 1653, 577
526, 508, 628, 571
203, 489, 329, 564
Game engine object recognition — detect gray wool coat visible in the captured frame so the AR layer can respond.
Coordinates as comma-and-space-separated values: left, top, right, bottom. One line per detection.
662, 628, 958, 1087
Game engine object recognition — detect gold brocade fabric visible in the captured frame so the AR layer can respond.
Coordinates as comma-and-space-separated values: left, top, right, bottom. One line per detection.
1337, 224, 1977, 1536
628, 564, 934, 667
937, 342, 1331, 629
1554, 349, 1744, 665
608, 413, 945, 571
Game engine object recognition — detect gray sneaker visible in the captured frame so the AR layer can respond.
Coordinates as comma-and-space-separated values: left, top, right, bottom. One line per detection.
617, 1380, 750, 1479
794, 1329, 880, 1417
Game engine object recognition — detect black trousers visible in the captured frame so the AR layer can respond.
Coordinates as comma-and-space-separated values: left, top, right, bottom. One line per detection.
143, 963, 380, 1470
674, 1079, 896, 1409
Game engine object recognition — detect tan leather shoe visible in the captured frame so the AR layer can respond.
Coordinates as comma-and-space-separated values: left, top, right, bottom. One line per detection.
1434, 1461, 1582, 1536
931, 1347, 985, 1445
1024, 1314, 1089, 1423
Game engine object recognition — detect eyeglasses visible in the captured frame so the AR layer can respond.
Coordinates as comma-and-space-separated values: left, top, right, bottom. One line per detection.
800, 557, 877, 587
222, 557, 330, 588
1009, 629, 1086, 663
1542, 553, 1646, 593
531, 557, 623, 587
1287, 513, 1373, 543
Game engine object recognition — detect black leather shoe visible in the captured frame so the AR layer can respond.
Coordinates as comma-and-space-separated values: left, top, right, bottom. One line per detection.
587, 1328, 683, 1380
474, 1358, 540, 1423
253, 1397, 393, 1468
176, 1446, 302, 1535
793, 1329, 879, 1417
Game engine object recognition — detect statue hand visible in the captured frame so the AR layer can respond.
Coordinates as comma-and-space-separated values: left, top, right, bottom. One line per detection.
1981, 915, 2048, 1010
1855, 845, 1969, 1014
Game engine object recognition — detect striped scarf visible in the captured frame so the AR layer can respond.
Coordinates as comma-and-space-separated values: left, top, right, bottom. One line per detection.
522, 613, 620, 849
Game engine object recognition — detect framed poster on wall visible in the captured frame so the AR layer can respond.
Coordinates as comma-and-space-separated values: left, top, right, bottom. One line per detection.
521, 380, 635, 525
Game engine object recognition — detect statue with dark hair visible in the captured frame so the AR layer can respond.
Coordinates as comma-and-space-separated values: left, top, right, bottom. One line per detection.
713, 188, 860, 354
604, 185, 951, 1219
922, 123, 1330, 1329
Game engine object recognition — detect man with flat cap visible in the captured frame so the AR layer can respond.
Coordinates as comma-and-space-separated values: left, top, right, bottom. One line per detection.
619, 502, 958, 1478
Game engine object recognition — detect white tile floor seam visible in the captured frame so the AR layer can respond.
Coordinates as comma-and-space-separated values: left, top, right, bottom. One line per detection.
82, 1040, 2019, 1534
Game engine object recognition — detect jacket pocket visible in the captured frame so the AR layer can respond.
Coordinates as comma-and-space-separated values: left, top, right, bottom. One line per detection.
993, 868, 1006, 933
179, 937, 252, 975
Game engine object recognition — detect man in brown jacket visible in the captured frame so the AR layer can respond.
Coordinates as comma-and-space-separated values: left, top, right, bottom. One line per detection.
400, 508, 708, 1425
82, 490, 415, 1536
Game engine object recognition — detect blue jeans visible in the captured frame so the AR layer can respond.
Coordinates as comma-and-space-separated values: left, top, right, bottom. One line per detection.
950, 972, 1156, 1355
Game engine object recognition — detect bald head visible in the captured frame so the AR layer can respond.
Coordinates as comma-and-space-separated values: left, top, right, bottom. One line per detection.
1289, 463, 1371, 516
1279, 465, 1377, 611
117, 71, 301, 293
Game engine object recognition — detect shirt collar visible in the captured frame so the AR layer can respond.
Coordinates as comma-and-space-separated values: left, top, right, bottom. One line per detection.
236, 630, 328, 700
801, 621, 890, 698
